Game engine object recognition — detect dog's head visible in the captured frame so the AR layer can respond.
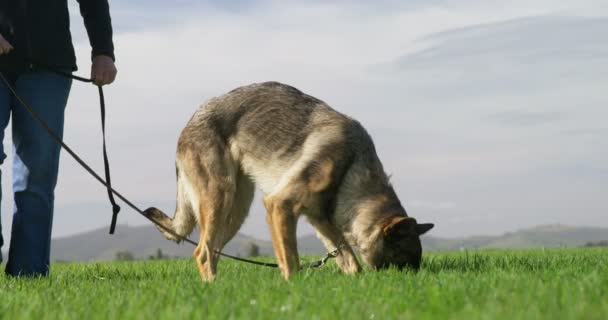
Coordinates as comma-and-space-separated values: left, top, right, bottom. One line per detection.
361, 216, 433, 270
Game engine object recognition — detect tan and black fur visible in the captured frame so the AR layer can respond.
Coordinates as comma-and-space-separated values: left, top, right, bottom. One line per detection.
146, 82, 433, 281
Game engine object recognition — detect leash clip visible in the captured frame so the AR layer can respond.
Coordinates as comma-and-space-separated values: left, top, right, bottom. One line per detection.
316, 243, 345, 267
328, 243, 345, 258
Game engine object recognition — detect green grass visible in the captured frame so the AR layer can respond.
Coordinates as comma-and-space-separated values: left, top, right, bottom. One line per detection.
1, 248, 607, 320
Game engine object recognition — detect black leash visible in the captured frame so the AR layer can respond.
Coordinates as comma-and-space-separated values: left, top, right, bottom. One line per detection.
0, 70, 340, 269
215, 244, 343, 268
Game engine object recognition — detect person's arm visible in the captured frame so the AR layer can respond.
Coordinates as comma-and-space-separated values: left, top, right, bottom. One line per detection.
77, 0, 117, 85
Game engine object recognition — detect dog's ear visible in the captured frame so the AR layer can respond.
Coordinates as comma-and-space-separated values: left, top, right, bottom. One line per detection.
415, 223, 434, 236
381, 216, 416, 237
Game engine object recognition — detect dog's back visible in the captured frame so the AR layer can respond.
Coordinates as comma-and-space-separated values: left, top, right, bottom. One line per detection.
179, 81, 384, 194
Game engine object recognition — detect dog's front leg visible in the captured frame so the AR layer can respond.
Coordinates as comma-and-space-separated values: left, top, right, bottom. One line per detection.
264, 196, 300, 280
308, 217, 362, 274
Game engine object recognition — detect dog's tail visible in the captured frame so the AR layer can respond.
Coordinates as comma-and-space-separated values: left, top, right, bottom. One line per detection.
144, 206, 196, 243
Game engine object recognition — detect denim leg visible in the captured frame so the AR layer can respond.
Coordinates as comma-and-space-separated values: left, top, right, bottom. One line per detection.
0, 74, 14, 264
5, 70, 71, 276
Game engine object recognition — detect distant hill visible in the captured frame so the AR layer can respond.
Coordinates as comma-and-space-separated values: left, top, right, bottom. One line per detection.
50, 225, 268, 261
49, 224, 326, 262
421, 225, 608, 251
2, 224, 606, 262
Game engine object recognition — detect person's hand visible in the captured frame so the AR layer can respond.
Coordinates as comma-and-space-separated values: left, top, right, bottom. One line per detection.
91, 55, 117, 86
0, 34, 14, 55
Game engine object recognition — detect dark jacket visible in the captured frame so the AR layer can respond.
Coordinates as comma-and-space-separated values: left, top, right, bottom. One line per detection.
0, 0, 115, 72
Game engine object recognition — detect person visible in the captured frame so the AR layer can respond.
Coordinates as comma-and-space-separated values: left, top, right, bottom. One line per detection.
0, 0, 117, 277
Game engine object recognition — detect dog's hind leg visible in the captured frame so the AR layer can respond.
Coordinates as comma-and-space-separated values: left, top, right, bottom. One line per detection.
192, 170, 254, 279
190, 170, 253, 282
219, 170, 255, 248
189, 148, 239, 282
196, 170, 254, 281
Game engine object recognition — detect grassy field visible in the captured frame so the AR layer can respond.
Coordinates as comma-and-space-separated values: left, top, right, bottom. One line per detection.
1, 248, 607, 319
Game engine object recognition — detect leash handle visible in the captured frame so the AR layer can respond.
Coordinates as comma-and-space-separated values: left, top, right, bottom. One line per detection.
51, 68, 122, 233
97, 85, 121, 234
47, 67, 122, 233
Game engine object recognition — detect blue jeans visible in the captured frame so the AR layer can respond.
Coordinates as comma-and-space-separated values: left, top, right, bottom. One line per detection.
0, 70, 72, 276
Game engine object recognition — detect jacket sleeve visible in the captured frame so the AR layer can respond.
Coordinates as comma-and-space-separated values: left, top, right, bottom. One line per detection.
77, 0, 115, 61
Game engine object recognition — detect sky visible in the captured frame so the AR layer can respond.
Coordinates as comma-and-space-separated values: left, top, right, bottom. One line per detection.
1, 0, 607, 242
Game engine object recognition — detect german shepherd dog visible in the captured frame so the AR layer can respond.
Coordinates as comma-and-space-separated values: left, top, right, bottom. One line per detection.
145, 82, 434, 281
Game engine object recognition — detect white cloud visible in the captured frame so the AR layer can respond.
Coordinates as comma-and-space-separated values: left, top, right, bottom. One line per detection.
3, 1, 607, 241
